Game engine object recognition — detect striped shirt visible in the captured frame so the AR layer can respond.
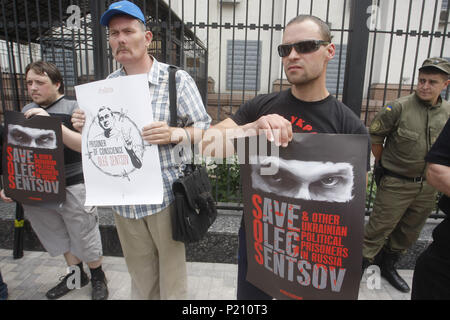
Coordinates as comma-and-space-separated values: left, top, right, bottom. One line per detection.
108, 57, 211, 219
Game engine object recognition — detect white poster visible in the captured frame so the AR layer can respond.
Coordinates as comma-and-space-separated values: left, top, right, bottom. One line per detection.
75, 74, 164, 206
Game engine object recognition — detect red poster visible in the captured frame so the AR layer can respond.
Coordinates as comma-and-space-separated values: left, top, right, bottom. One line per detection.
240, 133, 368, 300
2, 111, 66, 205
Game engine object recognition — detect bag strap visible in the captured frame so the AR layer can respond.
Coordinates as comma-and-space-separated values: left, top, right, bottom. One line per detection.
168, 65, 192, 167
168, 65, 179, 127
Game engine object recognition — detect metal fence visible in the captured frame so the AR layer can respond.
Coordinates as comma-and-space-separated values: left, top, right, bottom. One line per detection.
363, 0, 449, 217
0, 0, 208, 113
0, 0, 448, 217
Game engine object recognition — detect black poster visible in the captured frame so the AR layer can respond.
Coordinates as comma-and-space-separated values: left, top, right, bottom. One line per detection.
2, 111, 66, 205
240, 133, 368, 300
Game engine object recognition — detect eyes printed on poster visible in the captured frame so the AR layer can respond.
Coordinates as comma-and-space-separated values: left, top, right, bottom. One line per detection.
8, 124, 57, 149
86, 107, 145, 179
250, 155, 354, 203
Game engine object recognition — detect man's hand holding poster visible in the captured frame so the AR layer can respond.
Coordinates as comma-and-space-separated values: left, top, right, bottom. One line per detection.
75, 74, 164, 206
2, 111, 66, 205
240, 133, 368, 300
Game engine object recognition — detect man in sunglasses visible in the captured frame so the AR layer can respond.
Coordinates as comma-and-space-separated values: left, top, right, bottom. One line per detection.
363, 58, 450, 293
202, 15, 369, 299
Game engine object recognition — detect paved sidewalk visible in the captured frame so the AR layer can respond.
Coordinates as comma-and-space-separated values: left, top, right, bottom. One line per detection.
0, 249, 413, 300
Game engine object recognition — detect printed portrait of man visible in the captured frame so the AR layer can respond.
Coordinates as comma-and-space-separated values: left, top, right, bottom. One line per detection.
8, 124, 57, 149
97, 106, 119, 139
250, 155, 354, 203
92, 106, 143, 170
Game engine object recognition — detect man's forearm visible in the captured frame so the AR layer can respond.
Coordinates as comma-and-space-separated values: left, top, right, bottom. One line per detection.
201, 114, 293, 159
201, 126, 242, 159
202, 121, 266, 159
426, 163, 450, 196
170, 126, 235, 160
201, 118, 242, 159
62, 125, 82, 152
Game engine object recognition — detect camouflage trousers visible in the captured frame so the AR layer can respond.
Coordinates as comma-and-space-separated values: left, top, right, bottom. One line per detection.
363, 175, 437, 260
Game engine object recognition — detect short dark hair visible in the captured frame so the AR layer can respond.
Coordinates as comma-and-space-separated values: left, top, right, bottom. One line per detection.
286, 15, 333, 43
25, 61, 64, 94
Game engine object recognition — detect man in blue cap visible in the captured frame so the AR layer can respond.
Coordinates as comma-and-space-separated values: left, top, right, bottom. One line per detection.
72, 1, 211, 300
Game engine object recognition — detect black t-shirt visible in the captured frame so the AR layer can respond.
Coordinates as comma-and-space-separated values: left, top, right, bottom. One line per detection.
425, 118, 450, 250
231, 89, 371, 169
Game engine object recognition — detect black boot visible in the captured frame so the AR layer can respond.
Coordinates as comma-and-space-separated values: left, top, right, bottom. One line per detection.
360, 257, 372, 280
46, 268, 90, 300
0, 271, 8, 300
361, 249, 384, 280
380, 250, 410, 293
373, 250, 384, 267
90, 266, 109, 300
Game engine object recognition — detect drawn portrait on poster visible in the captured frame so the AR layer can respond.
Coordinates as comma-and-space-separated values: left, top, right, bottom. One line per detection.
2, 111, 66, 205
75, 74, 164, 206
86, 106, 144, 178
240, 133, 368, 300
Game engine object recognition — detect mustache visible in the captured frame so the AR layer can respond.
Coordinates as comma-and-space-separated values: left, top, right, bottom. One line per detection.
115, 46, 129, 54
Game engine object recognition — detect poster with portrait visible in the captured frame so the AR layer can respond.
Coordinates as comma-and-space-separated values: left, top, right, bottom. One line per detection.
2, 111, 66, 205
240, 133, 368, 300
75, 74, 164, 206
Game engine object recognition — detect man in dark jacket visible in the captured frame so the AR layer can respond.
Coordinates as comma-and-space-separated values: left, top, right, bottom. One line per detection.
411, 118, 450, 299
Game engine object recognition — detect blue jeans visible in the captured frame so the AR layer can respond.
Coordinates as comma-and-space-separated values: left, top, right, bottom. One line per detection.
237, 220, 272, 300
0, 270, 7, 300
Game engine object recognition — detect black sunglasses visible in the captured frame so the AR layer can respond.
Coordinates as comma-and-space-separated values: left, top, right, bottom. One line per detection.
277, 40, 330, 57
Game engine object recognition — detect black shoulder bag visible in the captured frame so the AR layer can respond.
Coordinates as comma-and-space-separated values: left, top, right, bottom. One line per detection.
168, 66, 217, 243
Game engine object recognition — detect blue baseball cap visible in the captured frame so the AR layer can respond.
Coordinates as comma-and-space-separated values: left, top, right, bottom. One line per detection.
100, 1, 146, 27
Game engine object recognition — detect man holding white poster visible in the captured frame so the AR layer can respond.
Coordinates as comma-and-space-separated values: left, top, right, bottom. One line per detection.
72, 1, 211, 300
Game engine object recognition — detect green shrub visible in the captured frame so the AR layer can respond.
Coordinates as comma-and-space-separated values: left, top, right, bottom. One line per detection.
207, 156, 242, 203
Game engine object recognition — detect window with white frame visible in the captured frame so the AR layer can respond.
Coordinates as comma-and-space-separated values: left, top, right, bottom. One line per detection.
226, 40, 262, 91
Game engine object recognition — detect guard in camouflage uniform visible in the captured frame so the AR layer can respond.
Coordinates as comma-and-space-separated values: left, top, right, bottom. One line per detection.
362, 57, 450, 293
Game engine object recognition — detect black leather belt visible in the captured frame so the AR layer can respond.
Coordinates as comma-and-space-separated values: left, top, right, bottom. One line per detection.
383, 168, 425, 183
